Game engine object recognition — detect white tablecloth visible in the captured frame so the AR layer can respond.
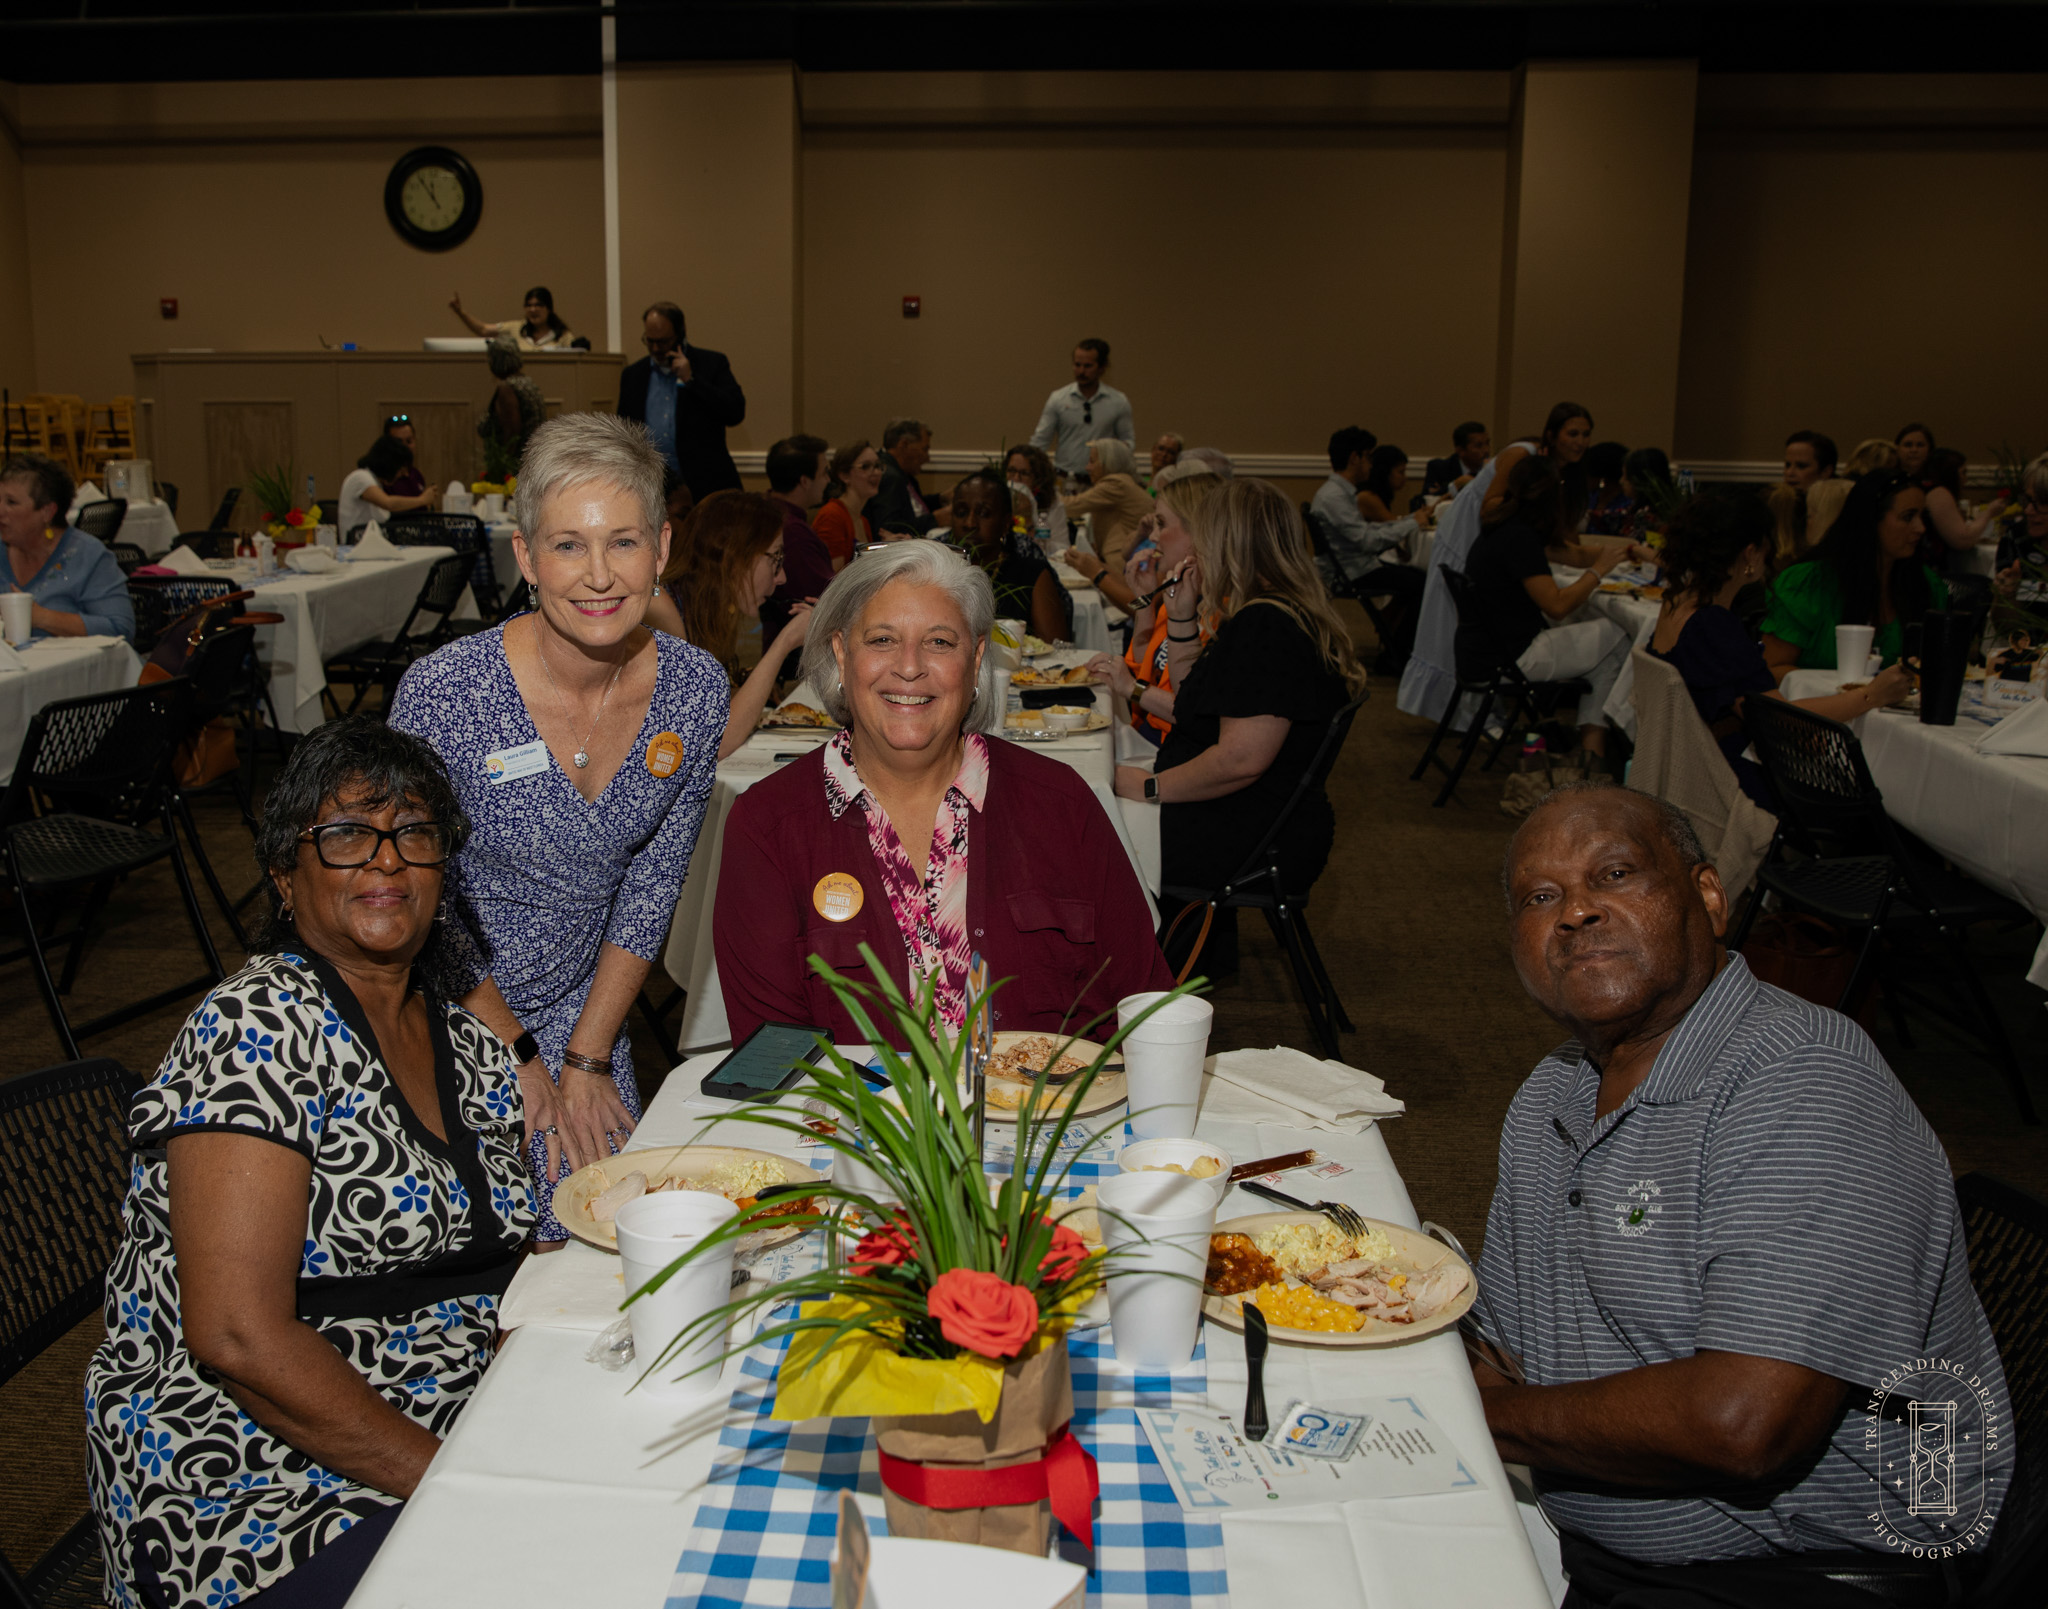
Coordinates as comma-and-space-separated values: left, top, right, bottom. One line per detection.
199, 549, 468, 733
349, 1051, 1556, 1609
1550, 568, 1660, 739
69, 494, 181, 557
661, 680, 1160, 1051
0, 635, 146, 782
1052, 562, 1121, 654
1780, 672, 2048, 989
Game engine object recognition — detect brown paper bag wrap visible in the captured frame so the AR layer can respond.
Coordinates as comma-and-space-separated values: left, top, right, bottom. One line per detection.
872, 1337, 1072, 1554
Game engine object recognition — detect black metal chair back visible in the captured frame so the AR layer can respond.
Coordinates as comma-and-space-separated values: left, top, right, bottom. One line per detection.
0, 679, 193, 828
1442, 564, 1514, 683
1742, 696, 1935, 892
398, 552, 478, 646
0, 1058, 142, 1389
181, 623, 258, 724
159, 479, 178, 519
109, 542, 146, 574
125, 582, 169, 654
206, 485, 241, 530
386, 511, 486, 552
128, 575, 236, 616
170, 530, 235, 561
1222, 693, 1366, 900
1957, 1172, 2048, 1605
72, 498, 126, 542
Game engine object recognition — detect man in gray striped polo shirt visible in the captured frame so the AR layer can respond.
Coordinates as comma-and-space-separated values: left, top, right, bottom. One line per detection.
1477, 786, 2013, 1604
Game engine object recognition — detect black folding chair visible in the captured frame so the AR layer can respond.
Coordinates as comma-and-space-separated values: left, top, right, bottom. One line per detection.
321, 551, 473, 718
71, 498, 126, 542
169, 529, 235, 561
1161, 697, 1365, 1057
1302, 504, 1406, 653
158, 479, 178, 519
0, 1056, 144, 1609
388, 511, 502, 623
1408, 565, 1591, 808
0, 681, 226, 1062
125, 574, 237, 657
1955, 1173, 2048, 1607
108, 541, 146, 575
173, 622, 271, 944
1733, 697, 2039, 1123
206, 485, 240, 530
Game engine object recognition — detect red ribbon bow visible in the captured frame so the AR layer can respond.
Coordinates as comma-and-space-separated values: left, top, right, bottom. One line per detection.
875, 1422, 1098, 1554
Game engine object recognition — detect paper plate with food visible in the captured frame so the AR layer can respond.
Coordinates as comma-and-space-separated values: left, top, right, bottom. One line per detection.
972, 1031, 1126, 1121
1002, 707, 1109, 741
758, 700, 839, 730
556, 1144, 819, 1253
1201, 1211, 1475, 1347
1010, 663, 1104, 689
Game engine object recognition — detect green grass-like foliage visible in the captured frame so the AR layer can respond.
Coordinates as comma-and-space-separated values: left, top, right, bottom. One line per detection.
245, 462, 303, 524
628, 943, 1202, 1385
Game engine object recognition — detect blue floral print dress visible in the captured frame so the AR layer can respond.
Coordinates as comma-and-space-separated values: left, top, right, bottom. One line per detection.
85, 951, 533, 1607
389, 624, 726, 1239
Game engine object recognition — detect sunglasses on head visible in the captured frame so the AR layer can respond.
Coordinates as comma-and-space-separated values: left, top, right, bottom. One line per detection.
386, 414, 409, 426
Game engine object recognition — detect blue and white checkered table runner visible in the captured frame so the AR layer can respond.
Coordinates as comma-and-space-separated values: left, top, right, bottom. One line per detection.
664, 1119, 1229, 1609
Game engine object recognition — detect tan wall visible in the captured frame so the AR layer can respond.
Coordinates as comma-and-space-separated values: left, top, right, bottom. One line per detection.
1676, 83, 2048, 464
11, 76, 604, 404
1496, 62, 1698, 450
616, 63, 799, 451
0, 87, 37, 394
798, 71, 1512, 463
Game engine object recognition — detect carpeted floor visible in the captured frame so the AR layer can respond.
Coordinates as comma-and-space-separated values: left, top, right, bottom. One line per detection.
4, 600, 2044, 1585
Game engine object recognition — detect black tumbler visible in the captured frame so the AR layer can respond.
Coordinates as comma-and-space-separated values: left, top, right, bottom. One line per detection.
1917, 609, 1973, 726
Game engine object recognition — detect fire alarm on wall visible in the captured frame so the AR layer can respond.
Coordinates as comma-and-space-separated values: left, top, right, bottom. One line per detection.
160, 298, 178, 319
902, 295, 921, 318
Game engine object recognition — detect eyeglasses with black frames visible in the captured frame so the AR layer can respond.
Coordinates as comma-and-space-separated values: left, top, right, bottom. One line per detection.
298, 822, 452, 868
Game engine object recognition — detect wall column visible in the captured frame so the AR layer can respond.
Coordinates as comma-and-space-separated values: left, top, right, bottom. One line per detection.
1494, 61, 1697, 450
616, 63, 798, 451
0, 86, 37, 395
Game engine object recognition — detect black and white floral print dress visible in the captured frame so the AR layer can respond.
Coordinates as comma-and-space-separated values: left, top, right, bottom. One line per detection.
85, 950, 533, 1608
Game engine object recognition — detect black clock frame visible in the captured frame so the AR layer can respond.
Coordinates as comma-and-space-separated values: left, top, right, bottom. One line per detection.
384, 145, 483, 251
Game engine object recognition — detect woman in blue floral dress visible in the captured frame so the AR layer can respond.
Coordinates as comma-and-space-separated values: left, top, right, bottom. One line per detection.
87, 720, 533, 1607
391, 413, 727, 1243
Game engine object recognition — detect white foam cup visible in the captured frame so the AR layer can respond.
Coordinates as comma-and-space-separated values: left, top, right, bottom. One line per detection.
1835, 625, 1876, 679
1, 592, 33, 645
1095, 1171, 1217, 1367
1117, 992, 1214, 1140
614, 1191, 739, 1394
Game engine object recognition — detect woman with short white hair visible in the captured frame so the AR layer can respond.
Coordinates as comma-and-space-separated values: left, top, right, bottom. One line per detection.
713, 540, 1168, 1045
392, 413, 728, 1245
1063, 435, 1155, 575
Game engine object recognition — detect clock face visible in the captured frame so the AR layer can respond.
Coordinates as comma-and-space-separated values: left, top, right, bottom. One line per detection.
385, 146, 481, 250
401, 166, 465, 233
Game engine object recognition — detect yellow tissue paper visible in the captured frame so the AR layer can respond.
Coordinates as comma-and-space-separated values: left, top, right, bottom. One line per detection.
774, 1299, 1006, 1423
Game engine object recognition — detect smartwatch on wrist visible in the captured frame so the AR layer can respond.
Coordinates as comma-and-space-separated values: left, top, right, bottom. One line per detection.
509, 1030, 540, 1068
1144, 775, 1160, 802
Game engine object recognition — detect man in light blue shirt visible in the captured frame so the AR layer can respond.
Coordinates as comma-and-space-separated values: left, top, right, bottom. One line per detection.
1309, 425, 1424, 671
1030, 338, 1133, 478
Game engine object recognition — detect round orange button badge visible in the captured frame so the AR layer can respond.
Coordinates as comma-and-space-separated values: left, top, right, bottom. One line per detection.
645, 732, 685, 778
813, 872, 864, 923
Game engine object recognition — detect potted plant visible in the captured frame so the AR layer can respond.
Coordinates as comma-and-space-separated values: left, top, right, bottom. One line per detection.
632, 948, 1199, 1557
246, 463, 321, 546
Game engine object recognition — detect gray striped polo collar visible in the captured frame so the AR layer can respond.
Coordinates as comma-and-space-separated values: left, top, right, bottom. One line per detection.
1544, 950, 1760, 1129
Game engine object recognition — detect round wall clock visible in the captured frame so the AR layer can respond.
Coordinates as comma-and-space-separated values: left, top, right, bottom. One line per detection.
385, 146, 482, 251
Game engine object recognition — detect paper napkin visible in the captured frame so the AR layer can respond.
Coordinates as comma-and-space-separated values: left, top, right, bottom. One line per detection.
1201, 1046, 1405, 1133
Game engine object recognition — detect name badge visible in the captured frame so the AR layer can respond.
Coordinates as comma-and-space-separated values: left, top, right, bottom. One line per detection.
813, 872, 864, 923
646, 731, 686, 778
484, 740, 551, 785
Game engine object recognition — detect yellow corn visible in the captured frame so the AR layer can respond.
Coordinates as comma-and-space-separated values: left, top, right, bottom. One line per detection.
1244, 1282, 1363, 1334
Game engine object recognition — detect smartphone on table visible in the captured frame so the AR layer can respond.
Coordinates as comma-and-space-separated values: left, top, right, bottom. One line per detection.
699, 1020, 829, 1102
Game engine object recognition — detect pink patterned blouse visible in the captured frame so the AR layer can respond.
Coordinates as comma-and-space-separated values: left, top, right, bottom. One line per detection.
821, 730, 990, 1027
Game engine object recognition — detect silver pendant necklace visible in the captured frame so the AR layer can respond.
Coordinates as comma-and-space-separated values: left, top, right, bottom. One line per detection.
535, 629, 623, 769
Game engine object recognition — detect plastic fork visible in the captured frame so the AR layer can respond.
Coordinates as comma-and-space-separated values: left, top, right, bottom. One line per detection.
1241, 1180, 1368, 1240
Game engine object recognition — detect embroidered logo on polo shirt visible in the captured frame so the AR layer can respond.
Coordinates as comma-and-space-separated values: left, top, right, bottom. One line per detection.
1615, 1179, 1662, 1238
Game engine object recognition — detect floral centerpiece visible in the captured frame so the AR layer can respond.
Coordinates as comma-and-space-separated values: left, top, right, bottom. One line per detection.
632, 948, 1197, 1557
470, 474, 518, 499
246, 464, 320, 544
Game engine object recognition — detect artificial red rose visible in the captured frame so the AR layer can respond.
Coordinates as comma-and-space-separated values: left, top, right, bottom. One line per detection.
1038, 1221, 1090, 1284
286, 509, 306, 527
926, 1267, 1039, 1358
848, 1214, 917, 1277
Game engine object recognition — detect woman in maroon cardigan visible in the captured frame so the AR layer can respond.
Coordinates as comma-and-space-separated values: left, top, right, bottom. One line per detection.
714, 541, 1169, 1045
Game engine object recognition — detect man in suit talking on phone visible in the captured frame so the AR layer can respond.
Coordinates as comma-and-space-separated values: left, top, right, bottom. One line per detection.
615, 300, 746, 503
